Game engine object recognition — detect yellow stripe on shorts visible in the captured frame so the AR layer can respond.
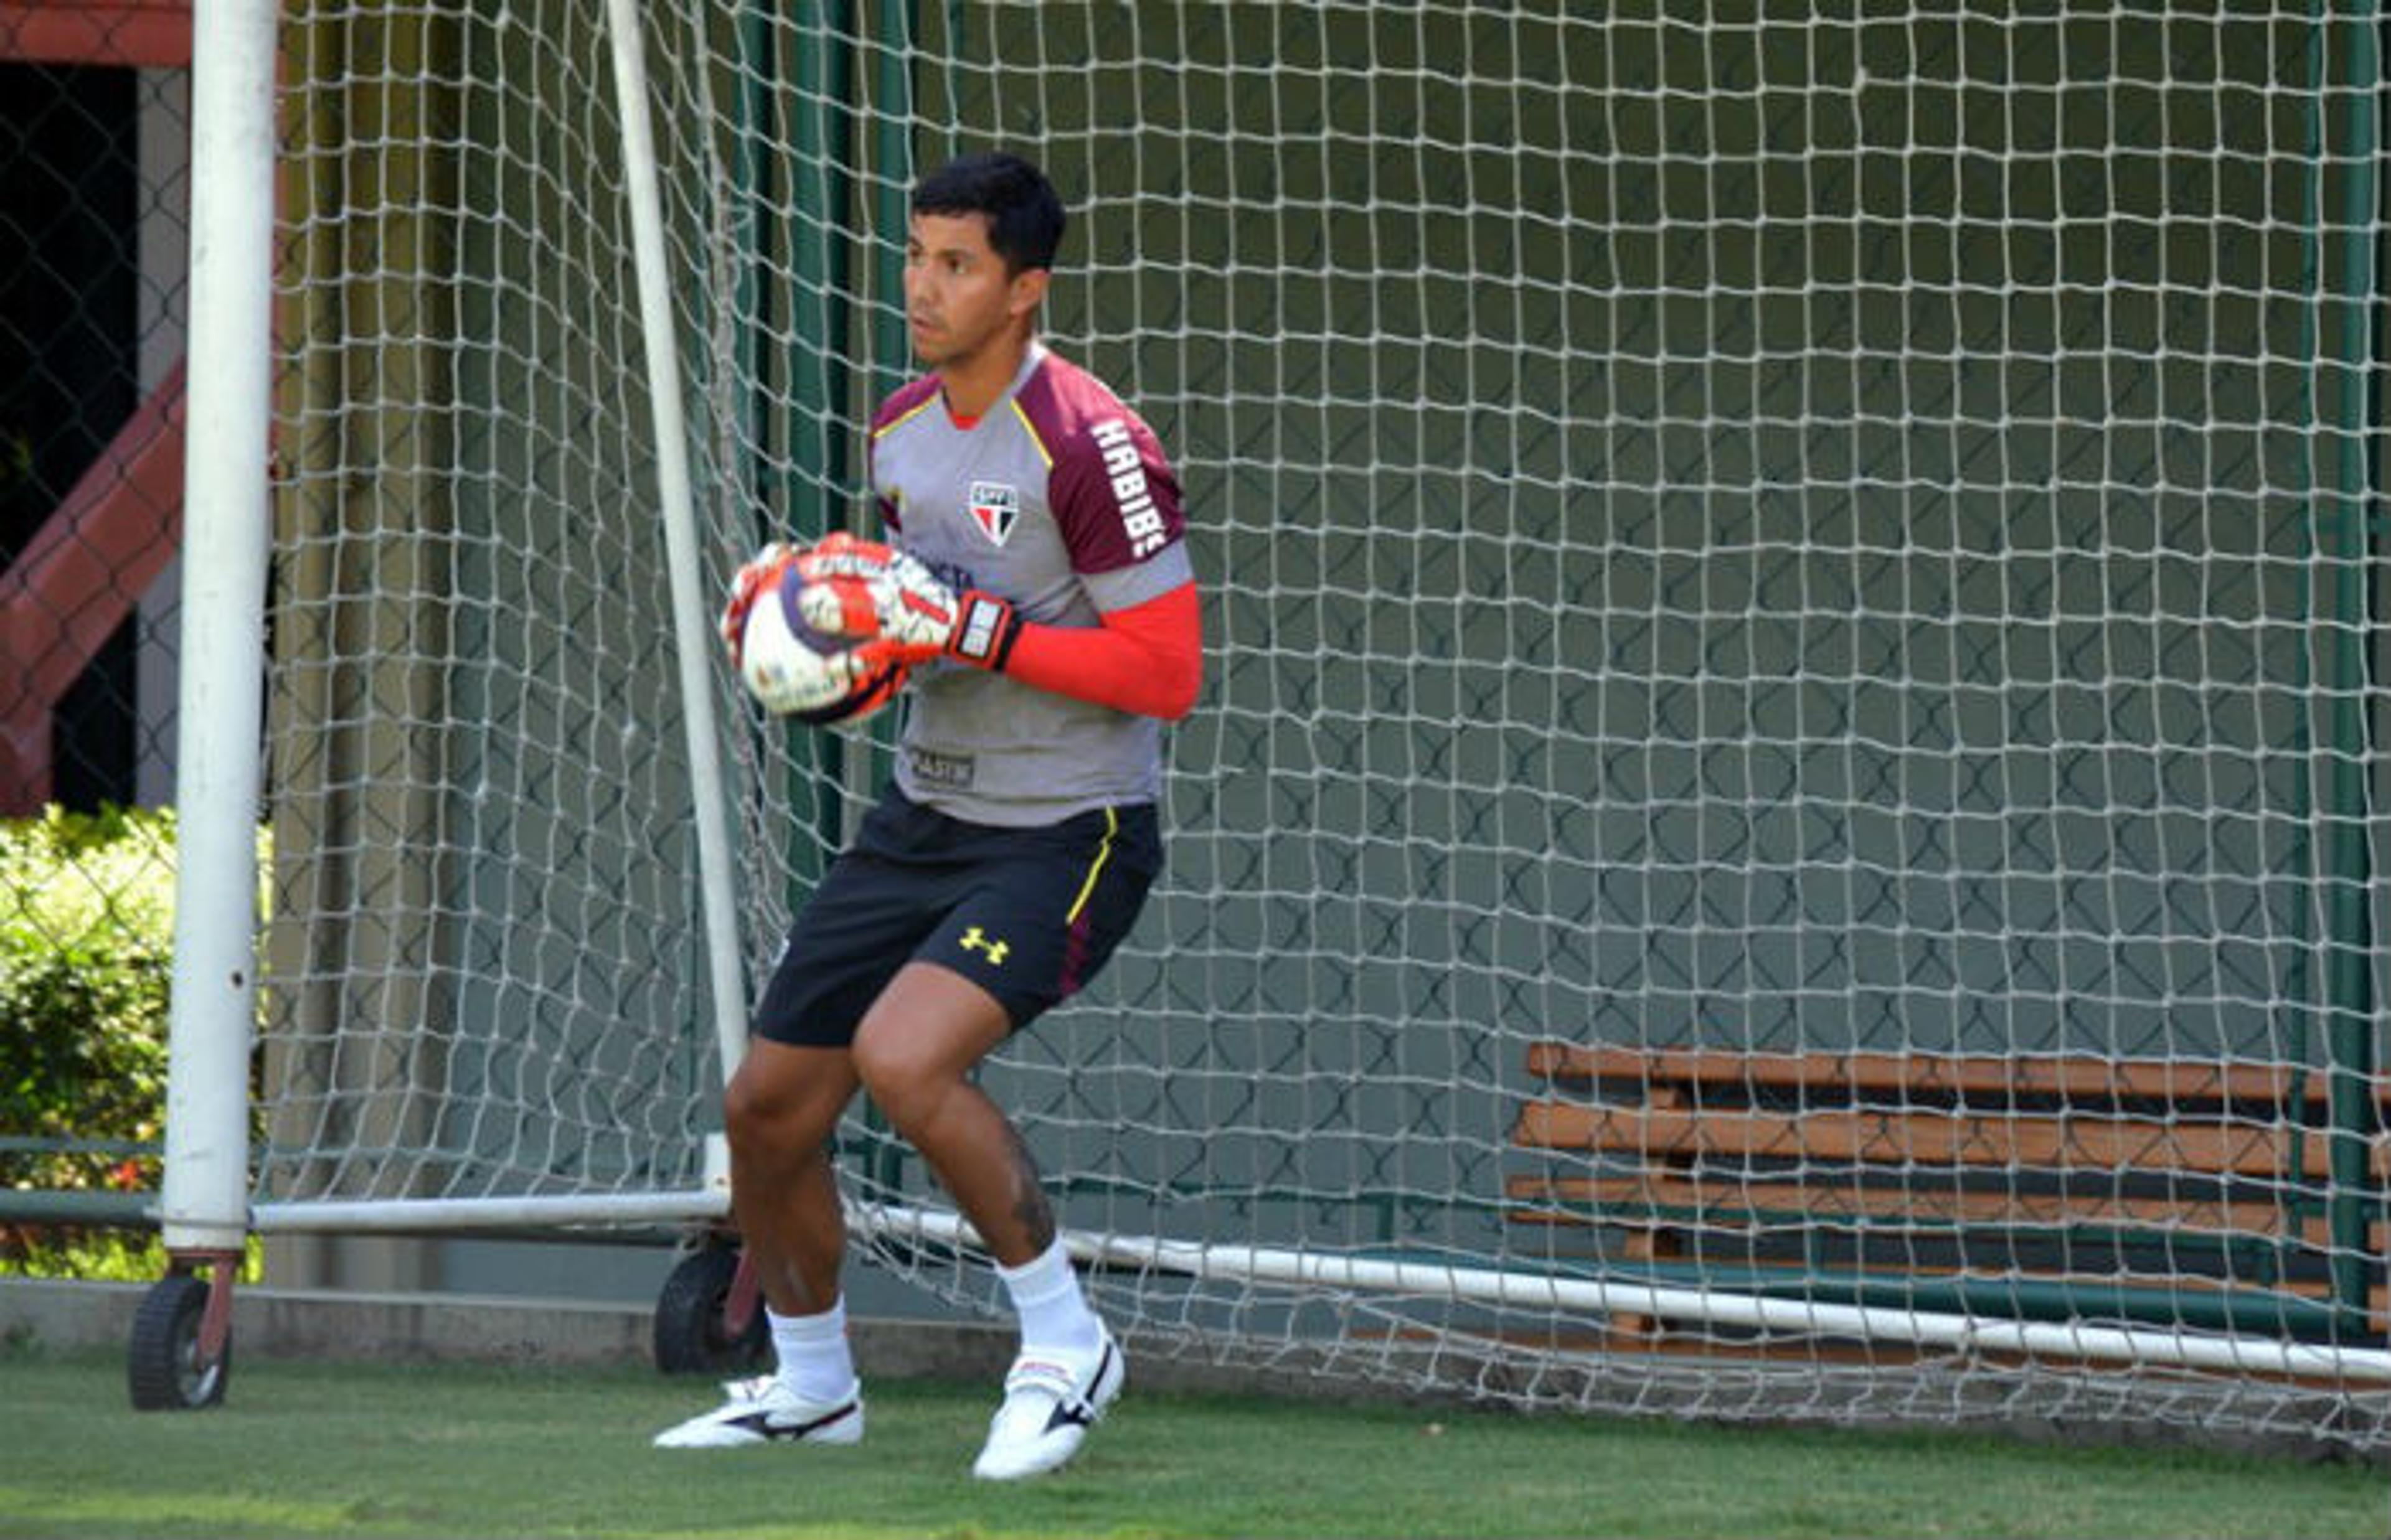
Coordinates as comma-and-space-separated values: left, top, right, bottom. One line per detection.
1063, 807, 1120, 926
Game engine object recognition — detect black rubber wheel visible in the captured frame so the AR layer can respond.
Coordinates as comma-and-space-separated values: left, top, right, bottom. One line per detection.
653, 1244, 768, 1376
127, 1273, 230, 1411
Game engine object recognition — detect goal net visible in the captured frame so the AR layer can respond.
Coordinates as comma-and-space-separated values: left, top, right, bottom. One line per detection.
234, 1, 2389, 1447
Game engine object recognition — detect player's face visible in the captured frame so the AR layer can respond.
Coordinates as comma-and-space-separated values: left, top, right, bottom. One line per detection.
904, 212, 1045, 372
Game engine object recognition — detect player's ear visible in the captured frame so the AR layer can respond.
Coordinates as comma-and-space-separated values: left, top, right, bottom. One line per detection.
1007, 265, 1050, 321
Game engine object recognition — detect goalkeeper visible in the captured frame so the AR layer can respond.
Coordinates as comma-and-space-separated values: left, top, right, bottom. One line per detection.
656, 152, 1202, 1481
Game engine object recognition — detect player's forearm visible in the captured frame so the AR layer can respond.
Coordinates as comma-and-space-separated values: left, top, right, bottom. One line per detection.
832, 546, 1203, 718
1002, 582, 1202, 721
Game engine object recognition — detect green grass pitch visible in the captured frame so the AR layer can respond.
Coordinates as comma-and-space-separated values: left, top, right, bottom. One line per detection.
1, 1346, 2382, 1538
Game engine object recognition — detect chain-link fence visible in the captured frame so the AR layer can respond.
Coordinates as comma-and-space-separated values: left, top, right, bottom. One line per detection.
1, 9, 192, 1268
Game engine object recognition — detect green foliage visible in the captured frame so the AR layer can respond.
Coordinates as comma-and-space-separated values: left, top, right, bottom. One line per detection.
1, 807, 270, 1279
4, 1228, 167, 1282
1, 805, 179, 1196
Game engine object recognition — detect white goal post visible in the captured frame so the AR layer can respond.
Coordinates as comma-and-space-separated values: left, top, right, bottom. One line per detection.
154, 0, 2391, 1448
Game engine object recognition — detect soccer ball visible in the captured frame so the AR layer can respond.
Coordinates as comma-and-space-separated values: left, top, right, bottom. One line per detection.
737, 561, 909, 727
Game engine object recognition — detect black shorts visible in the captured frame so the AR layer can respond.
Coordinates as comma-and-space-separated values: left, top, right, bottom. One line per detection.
752, 788, 1163, 1046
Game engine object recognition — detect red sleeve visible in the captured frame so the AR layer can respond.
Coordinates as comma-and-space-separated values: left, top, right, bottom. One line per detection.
1002, 582, 1202, 721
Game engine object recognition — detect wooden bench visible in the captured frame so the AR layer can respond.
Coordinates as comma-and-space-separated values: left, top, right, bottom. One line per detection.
1508, 1042, 2390, 1352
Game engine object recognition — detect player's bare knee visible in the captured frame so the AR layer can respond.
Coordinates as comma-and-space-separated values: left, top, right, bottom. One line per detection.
724, 1067, 825, 1162
849, 1036, 951, 1133
730, 1033, 855, 1119
720, 1079, 778, 1163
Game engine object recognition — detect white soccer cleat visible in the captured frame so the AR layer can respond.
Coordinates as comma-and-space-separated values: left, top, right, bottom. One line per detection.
651, 1374, 864, 1448
970, 1329, 1125, 1481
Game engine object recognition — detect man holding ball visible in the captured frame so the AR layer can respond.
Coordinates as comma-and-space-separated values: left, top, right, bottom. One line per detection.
659, 151, 1202, 1482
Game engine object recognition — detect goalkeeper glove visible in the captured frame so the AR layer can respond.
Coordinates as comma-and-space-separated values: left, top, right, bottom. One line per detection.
722, 533, 913, 666
796, 532, 1023, 673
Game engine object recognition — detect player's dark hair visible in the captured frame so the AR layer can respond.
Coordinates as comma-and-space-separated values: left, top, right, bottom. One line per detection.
912, 152, 1066, 275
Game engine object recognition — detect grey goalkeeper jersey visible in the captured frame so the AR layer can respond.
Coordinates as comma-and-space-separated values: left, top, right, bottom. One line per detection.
869, 343, 1194, 827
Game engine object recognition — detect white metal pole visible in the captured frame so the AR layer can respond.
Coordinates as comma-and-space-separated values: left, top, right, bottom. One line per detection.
160, 0, 280, 1254
250, 1188, 731, 1232
601, 0, 752, 1099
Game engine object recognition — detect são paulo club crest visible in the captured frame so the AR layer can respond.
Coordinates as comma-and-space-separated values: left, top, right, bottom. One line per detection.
968, 481, 1019, 547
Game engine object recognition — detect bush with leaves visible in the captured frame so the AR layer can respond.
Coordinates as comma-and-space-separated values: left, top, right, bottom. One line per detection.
3, 807, 271, 1278
1, 805, 180, 1203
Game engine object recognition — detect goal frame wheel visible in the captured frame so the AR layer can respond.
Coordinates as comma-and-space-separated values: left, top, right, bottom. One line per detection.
127, 1264, 235, 1411
652, 1239, 768, 1376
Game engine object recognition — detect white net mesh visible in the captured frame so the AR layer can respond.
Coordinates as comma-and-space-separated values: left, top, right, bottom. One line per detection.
247, 2, 2389, 1445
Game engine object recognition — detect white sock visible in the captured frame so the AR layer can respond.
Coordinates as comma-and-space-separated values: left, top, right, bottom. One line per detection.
768, 1298, 857, 1403
997, 1240, 1103, 1356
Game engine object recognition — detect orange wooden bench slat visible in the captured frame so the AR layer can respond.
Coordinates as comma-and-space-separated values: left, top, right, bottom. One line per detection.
1491, 1237, 2372, 1310
1521, 1041, 2382, 1106
1499, 1172, 2356, 1241
1511, 1100, 2341, 1179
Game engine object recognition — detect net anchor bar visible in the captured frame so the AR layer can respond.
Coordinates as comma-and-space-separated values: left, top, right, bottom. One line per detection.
857, 1201, 2391, 1387
250, 1190, 733, 1234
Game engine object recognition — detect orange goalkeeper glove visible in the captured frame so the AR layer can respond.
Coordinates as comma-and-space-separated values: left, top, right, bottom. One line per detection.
795, 532, 1022, 672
